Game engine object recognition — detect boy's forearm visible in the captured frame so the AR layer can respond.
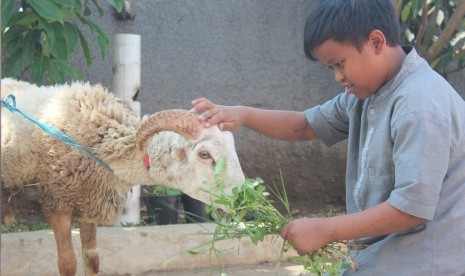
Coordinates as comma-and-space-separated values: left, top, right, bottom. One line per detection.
325, 202, 427, 242
240, 107, 316, 141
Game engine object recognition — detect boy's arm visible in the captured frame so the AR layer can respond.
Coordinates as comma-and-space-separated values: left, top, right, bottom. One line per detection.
281, 202, 427, 255
191, 97, 317, 141
238, 107, 317, 141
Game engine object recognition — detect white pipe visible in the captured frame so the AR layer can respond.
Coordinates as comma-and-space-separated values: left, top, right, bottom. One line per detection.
112, 33, 142, 225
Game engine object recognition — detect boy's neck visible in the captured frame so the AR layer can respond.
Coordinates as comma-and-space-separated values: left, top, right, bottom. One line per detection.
384, 45, 407, 85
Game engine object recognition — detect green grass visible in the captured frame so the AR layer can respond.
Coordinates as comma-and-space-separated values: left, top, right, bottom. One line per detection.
189, 159, 359, 276
2, 222, 52, 233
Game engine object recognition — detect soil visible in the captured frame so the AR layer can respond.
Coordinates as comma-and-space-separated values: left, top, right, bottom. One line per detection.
102, 261, 310, 276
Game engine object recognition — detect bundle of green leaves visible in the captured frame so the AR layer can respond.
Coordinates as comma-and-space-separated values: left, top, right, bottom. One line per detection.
189, 158, 359, 276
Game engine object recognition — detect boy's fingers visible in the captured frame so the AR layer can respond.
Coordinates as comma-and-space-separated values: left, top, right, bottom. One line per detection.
281, 224, 289, 240
191, 98, 213, 113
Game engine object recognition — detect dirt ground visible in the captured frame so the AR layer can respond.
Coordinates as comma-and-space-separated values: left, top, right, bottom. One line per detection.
102, 261, 310, 276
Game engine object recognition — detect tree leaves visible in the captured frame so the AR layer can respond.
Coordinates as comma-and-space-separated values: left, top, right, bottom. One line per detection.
1, 0, 15, 31
27, 0, 64, 23
397, 0, 465, 77
1, 0, 124, 85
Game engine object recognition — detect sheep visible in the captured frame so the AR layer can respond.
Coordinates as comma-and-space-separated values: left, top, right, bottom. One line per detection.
0, 78, 245, 276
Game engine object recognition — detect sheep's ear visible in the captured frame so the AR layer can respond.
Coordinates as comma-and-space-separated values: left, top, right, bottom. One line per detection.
171, 147, 186, 161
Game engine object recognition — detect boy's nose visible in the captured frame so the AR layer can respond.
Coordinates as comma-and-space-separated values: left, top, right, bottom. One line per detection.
334, 69, 345, 83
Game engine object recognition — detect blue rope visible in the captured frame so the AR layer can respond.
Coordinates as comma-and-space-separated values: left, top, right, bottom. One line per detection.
1, 94, 113, 172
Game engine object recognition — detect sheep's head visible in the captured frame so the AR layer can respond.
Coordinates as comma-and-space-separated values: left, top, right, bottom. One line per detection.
136, 109, 245, 204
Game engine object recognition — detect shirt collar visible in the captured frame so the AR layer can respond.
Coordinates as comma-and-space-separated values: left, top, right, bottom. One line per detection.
373, 46, 424, 103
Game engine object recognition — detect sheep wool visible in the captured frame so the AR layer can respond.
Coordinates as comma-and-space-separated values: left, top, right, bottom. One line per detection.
1, 78, 245, 276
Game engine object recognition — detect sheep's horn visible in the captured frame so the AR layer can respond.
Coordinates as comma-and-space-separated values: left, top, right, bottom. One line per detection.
136, 109, 202, 151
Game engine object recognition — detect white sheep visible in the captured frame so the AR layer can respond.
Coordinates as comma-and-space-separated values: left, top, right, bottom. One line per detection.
0, 78, 245, 276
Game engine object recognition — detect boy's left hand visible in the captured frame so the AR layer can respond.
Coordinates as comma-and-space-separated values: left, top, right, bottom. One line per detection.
281, 217, 333, 256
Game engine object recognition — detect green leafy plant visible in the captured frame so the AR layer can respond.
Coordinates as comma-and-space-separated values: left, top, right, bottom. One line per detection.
190, 159, 358, 276
141, 185, 182, 196
1, 221, 80, 233
1, 0, 124, 85
394, 0, 465, 77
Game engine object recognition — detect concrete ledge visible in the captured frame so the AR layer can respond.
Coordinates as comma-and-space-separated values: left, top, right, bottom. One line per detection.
1, 223, 293, 275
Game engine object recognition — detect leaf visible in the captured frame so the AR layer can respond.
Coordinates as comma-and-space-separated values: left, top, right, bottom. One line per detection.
458, 55, 465, 69
83, 5, 92, 16
80, 17, 109, 59
3, 49, 23, 78
51, 0, 80, 10
411, 0, 422, 17
76, 28, 92, 65
1, 0, 15, 31
48, 59, 83, 84
434, 0, 445, 10
90, 0, 104, 17
20, 31, 37, 72
48, 59, 65, 84
27, 0, 64, 23
31, 55, 50, 86
213, 198, 231, 206
2, 25, 26, 51
401, 2, 411, 22
47, 22, 68, 60
64, 22, 79, 55
60, 63, 84, 80
105, 0, 124, 12
214, 156, 227, 175
10, 11, 39, 27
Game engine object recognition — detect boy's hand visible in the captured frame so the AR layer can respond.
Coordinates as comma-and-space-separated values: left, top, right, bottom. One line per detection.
281, 217, 333, 256
190, 98, 244, 131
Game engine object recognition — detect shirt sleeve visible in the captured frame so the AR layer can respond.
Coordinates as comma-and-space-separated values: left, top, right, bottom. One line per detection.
387, 106, 450, 220
304, 92, 351, 146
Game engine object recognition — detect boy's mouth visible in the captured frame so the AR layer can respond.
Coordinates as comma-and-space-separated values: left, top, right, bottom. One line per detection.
344, 85, 354, 93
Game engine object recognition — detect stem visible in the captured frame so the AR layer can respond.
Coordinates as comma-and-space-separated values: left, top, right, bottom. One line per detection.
426, 0, 465, 62
414, 0, 429, 52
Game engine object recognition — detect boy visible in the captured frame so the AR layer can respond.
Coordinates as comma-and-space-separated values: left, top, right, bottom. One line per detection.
190, 0, 465, 275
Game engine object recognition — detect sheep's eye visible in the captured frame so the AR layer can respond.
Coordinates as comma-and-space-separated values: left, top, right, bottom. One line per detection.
198, 151, 211, 159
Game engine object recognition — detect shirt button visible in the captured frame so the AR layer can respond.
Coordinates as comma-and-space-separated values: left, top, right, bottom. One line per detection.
369, 109, 375, 116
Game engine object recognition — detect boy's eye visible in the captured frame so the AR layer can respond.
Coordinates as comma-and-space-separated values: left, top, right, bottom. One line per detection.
326, 60, 345, 70
335, 60, 345, 68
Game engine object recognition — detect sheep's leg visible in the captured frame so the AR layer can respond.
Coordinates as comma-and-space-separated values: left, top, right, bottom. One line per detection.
79, 222, 99, 276
47, 212, 77, 276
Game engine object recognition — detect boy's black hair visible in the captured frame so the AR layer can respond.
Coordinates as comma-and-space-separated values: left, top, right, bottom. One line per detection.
304, 0, 401, 60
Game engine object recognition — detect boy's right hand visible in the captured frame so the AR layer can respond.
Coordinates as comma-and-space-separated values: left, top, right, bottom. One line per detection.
190, 98, 244, 131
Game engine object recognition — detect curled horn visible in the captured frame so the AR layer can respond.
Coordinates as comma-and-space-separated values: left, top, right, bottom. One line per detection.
136, 109, 203, 152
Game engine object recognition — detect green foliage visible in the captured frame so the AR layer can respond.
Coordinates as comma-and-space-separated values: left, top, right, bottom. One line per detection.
1, 221, 78, 232
1, 0, 124, 85
141, 185, 182, 196
294, 243, 359, 276
396, 0, 465, 77
190, 163, 358, 276
1, 222, 51, 233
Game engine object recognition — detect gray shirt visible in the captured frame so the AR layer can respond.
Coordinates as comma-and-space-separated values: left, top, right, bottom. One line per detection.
305, 47, 465, 275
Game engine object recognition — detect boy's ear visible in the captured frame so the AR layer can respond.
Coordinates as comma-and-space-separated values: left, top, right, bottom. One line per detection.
368, 29, 385, 53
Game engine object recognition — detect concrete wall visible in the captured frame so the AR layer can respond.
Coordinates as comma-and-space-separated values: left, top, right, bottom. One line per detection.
1, 224, 297, 275
72, 0, 465, 212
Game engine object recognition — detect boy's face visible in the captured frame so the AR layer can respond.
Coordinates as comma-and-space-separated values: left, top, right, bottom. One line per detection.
312, 38, 386, 99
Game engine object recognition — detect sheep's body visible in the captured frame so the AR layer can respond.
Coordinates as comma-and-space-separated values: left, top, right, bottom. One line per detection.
2, 79, 144, 224
1, 78, 245, 275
